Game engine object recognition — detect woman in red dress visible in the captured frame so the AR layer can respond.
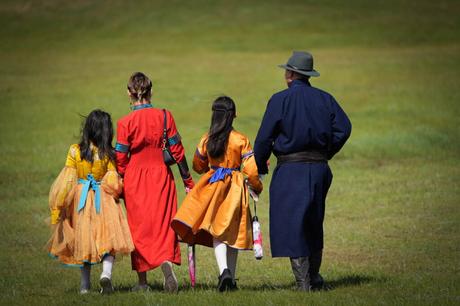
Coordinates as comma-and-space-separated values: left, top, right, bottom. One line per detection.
115, 72, 194, 292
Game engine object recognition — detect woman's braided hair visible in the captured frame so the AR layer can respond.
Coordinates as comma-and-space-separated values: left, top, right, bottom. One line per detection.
127, 72, 152, 102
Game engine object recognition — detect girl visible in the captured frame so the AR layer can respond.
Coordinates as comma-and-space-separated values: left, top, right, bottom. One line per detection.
115, 72, 194, 292
171, 96, 263, 291
47, 110, 134, 294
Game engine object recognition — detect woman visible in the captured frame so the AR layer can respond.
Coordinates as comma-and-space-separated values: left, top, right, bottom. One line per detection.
115, 72, 194, 292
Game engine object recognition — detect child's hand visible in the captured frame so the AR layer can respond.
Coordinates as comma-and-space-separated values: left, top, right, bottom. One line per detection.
185, 187, 192, 194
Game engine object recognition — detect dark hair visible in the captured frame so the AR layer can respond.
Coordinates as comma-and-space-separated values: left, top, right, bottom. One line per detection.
292, 71, 310, 82
127, 72, 152, 102
79, 109, 116, 163
206, 96, 236, 159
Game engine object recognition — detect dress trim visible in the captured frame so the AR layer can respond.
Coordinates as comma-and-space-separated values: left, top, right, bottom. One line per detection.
168, 133, 181, 146
115, 142, 129, 153
242, 150, 254, 159
131, 103, 153, 111
195, 148, 207, 161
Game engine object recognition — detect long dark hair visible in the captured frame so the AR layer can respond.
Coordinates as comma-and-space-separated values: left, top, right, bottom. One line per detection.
79, 109, 116, 163
206, 96, 236, 159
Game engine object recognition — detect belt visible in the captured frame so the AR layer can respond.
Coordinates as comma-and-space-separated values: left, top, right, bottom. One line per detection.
209, 166, 240, 183
276, 151, 327, 165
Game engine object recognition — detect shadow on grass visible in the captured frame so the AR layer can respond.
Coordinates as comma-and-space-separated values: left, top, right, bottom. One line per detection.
325, 274, 386, 291
68, 274, 386, 294
113, 282, 216, 293
226, 274, 385, 292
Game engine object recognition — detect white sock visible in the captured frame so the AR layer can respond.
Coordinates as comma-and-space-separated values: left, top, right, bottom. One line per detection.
101, 254, 114, 279
80, 264, 91, 290
213, 238, 228, 275
227, 246, 238, 279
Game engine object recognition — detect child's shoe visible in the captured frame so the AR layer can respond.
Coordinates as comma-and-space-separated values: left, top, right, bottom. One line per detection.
99, 277, 114, 295
161, 261, 178, 293
217, 268, 233, 292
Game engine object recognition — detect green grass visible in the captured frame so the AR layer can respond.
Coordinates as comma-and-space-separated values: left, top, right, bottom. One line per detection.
1, 0, 459, 305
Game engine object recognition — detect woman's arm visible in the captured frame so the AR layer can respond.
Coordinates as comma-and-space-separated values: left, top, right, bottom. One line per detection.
115, 120, 130, 176
166, 110, 195, 189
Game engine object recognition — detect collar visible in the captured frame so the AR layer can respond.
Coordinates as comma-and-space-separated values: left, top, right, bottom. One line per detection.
289, 79, 311, 88
131, 103, 153, 111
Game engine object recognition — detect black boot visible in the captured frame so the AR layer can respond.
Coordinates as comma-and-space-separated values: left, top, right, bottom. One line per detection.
217, 268, 233, 292
309, 250, 324, 290
290, 257, 310, 291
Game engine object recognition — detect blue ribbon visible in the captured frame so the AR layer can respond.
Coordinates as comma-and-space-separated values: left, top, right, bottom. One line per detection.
209, 166, 240, 183
77, 174, 101, 214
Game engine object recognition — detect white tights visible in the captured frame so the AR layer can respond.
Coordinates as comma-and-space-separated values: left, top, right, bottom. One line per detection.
213, 238, 238, 278
80, 254, 115, 290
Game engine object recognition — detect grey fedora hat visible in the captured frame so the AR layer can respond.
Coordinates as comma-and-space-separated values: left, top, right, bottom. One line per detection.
278, 51, 320, 77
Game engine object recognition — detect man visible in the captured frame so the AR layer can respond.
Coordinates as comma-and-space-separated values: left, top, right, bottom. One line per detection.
254, 51, 352, 291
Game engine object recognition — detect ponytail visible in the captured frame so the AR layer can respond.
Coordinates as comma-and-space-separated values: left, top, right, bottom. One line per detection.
206, 96, 236, 159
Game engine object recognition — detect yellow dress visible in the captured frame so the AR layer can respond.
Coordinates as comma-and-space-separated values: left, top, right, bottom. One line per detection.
171, 130, 263, 250
46, 144, 134, 266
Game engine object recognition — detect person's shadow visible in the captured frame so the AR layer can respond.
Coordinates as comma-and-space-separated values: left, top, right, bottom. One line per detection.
201, 274, 384, 292
324, 274, 385, 291
108, 273, 384, 293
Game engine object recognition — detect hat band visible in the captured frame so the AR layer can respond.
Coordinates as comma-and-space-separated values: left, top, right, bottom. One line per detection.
287, 64, 312, 72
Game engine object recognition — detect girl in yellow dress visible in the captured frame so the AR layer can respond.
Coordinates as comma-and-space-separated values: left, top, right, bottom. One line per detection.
171, 96, 263, 291
46, 110, 134, 294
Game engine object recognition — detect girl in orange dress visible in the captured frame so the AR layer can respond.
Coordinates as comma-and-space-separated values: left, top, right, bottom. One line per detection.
47, 110, 134, 294
171, 96, 263, 291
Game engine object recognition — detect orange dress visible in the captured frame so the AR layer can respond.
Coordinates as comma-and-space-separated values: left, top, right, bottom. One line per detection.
46, 144, 134, 266
171, 130, 263, 250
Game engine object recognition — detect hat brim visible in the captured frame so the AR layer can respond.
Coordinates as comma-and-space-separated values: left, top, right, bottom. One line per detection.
278, 64, 320, 77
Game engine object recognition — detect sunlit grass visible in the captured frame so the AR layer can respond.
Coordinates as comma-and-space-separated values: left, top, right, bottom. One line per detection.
0, 0, 459, 305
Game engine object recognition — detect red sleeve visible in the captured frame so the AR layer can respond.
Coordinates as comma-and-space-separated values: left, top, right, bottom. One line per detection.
115, 120, 130, 176
166, 110, 186, 163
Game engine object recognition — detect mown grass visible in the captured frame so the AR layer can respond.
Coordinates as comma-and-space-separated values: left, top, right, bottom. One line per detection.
0, 0, 459, 305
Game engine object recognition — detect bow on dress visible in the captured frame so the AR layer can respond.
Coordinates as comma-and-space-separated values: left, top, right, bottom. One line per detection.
77, 174, 101, 214
209, 166, 240, 183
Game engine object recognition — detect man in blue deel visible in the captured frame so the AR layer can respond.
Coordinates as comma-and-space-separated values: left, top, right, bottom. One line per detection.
254, 51, 352, 291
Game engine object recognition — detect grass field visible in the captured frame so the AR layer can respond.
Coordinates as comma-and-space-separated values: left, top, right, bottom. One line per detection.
1, 0, 459, 305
